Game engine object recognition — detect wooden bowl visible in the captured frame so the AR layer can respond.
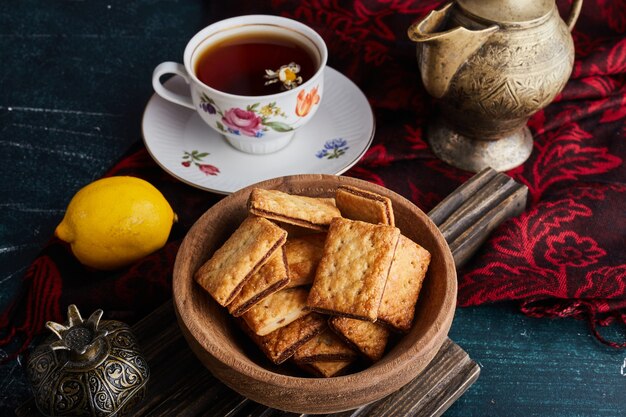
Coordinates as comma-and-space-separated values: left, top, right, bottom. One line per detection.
172, 174, 457, 414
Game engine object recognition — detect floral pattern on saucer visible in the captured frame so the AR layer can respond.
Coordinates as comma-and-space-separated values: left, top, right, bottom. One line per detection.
316, 138, 349, 159
181, 150, 220, 176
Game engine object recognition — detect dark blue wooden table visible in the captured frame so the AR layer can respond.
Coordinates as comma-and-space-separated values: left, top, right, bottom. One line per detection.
1, 1, 624, 416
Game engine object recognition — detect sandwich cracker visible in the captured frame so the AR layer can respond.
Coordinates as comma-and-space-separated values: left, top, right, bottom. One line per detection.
336, 185, 395, 226
194, 216, 287, 307
242, 287, 310, 336
228, 247, 290, 317
292, 329, 358, 363
307, 218, 400, 321
284, 233, 326, 288
297, 360, 354, 378
241, 313, 327, 364
329, 316, 390, 362
378, 235, 431, 332
248, 188, 341, 231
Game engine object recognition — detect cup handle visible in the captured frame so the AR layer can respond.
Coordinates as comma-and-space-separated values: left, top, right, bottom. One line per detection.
152, 62, 195, 110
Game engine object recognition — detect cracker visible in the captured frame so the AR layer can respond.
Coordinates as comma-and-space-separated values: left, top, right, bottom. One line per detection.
284, 233, 327, 288
336, 185, 395, 226
298, 360, 354, 378
228, 247, 290, 317
292, 329, 358, 363
248, 188, 341, 231
241, 313, 327, 364
242, 287, 310, 336
307, 218, 400, 321
194, 216, 287, 307
329, 316, 390, 362
377, 235, 431, 332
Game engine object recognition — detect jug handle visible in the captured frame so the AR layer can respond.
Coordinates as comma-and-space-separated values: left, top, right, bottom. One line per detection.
564, 0, 583, 31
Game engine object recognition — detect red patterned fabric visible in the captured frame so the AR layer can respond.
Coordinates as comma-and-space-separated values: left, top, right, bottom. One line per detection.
1, 0, 625, 358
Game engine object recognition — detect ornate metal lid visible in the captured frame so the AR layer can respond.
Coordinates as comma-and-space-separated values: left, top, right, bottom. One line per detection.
26, 305, 149, 416
457, 0, 554, 24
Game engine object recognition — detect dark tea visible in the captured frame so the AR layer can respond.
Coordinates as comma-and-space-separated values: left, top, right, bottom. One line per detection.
194, 31, 317, 96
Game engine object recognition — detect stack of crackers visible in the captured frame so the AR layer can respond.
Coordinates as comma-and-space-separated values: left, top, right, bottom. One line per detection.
194, 186, 431, 378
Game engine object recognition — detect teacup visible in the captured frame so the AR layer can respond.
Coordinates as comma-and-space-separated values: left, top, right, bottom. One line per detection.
152, 15, 328, 154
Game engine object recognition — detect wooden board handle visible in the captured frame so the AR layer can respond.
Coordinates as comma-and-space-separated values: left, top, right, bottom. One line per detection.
428, 168, 528, 268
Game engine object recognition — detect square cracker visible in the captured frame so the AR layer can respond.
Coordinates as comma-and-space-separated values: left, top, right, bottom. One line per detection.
248, 188, 341, 231
336, 185, 395, 226
307, 218, 400, 321
241, 313, 327, 364
194, 216, 287, 307
284, 233, 327, 288
377, 235, 431, 332
297, 360, 354, 378
242, 287, 310, 336
292, 329, 358, 363
329, 316, 390, 362
228, 247, 290, 317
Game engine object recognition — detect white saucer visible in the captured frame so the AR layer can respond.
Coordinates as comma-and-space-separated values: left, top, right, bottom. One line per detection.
142, 67, 375, 194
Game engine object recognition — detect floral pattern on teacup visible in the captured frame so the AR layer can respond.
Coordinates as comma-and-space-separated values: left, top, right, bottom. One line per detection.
199, 93, 293, 138
221, 108, 264, 137
181, 150, 220, 176
316, 138, 349, 159
296, 86, 320, 117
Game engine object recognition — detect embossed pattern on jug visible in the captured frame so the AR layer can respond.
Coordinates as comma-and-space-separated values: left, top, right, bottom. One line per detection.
446, 8, 575, 122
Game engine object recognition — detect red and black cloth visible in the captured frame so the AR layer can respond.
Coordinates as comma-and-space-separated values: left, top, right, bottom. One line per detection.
2, 0, 625, 358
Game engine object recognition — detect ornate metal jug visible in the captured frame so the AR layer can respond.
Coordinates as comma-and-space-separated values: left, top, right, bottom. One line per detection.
408, 0, 583, 172
26, 305, 149, 416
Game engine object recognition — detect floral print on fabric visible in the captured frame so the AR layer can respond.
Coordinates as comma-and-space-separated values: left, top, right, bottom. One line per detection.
281, 0, 626, 346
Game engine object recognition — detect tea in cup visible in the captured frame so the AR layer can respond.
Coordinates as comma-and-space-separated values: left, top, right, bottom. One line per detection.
152, 15, 328, 154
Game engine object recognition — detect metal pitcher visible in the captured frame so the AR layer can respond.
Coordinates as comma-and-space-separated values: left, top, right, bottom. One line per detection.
408, 0, 583, 172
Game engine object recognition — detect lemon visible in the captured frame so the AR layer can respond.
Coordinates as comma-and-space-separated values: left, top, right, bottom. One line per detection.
55, 176, 177, 270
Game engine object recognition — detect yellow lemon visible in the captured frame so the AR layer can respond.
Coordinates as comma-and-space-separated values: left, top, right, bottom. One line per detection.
54, 176, 176, 270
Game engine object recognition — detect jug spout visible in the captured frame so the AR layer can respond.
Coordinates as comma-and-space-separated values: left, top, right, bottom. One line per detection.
408, 3, 498, 98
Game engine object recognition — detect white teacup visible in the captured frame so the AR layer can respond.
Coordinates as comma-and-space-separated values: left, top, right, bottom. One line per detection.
152, 15, 328, 154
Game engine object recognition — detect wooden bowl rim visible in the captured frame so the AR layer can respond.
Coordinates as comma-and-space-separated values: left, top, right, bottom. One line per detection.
173, 174, 456, 391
